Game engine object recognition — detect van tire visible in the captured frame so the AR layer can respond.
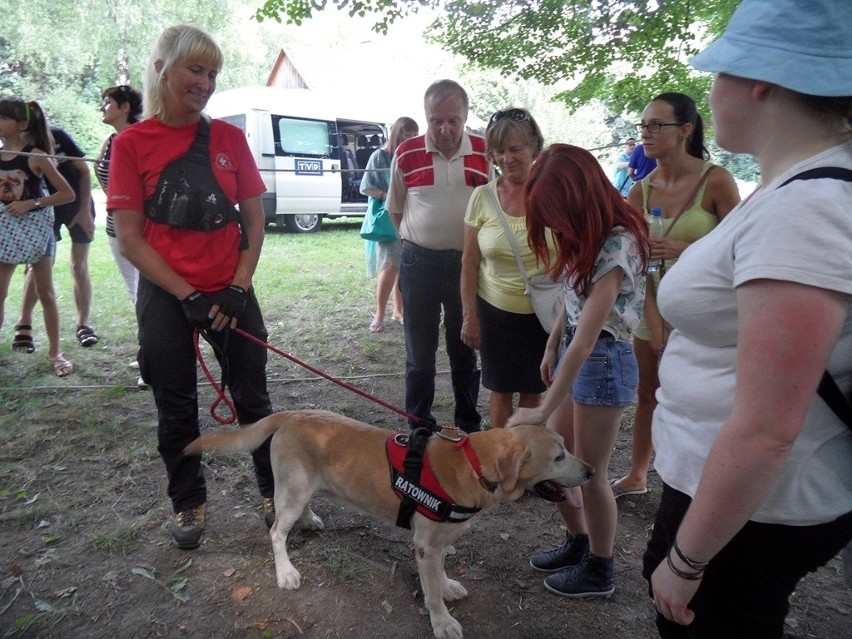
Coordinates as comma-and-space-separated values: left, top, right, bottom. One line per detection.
282, 214, 322, 233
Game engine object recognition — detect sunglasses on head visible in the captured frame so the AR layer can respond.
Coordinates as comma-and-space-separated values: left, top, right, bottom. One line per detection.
489, 108, 530, 126
107, 85, 133, 99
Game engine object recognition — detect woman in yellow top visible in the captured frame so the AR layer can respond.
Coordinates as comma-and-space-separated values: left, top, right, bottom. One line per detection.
611, 92, 740, 497
461, 108, 552, 428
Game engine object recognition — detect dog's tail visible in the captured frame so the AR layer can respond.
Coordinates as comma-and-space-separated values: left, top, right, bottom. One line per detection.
183, 413, 286, 457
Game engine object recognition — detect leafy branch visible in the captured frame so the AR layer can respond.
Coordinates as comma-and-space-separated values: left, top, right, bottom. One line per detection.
253, 0, 740, 113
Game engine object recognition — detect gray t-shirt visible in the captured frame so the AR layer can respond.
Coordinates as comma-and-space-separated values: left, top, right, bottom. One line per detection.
653, 140, 852, 525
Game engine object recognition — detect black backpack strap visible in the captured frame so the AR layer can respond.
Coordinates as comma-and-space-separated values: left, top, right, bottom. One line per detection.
395, 427, 434, 529
818, 372, 852, 431
779, 166, 852, 431
187, 116, 213, 164
779, 167, 852, 188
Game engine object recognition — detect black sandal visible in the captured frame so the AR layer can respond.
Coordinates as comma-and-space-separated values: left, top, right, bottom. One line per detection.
12, 324, 35, 354
76, 325, 99, 348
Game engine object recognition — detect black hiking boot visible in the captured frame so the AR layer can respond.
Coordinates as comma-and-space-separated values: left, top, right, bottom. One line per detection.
169, 504, 205, 549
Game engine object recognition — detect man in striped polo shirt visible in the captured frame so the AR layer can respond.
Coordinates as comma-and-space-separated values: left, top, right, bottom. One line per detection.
387, 79, 492, 433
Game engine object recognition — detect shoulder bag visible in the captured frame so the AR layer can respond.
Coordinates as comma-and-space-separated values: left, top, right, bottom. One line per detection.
359, 196, 397, 243
650, 164, 717, 277
0, 203, 54, 265
486, 186, 563, 333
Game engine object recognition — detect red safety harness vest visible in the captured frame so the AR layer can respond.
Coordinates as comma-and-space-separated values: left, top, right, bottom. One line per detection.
386, 428, 495, 529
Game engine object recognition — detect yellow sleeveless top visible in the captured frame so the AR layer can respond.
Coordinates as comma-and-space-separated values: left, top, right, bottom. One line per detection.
641, 161, 718, 271
634, 162, 720, 341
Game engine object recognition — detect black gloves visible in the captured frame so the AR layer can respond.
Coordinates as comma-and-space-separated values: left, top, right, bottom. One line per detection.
181, 290, 212, 328
210, 285, 247, 322
181, 286, 247, 330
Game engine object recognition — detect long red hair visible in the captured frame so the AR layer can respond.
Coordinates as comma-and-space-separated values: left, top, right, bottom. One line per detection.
525, 144, 649, 297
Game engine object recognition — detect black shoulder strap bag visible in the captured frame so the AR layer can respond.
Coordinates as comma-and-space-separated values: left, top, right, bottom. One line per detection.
779, 166, 852, 430
144, 116, 248, 249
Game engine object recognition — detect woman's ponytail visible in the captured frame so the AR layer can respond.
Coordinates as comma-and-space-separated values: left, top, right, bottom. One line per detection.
25, 100, 54, 155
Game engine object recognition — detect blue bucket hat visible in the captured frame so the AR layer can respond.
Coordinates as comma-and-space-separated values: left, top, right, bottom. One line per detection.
690, 0, 852, 97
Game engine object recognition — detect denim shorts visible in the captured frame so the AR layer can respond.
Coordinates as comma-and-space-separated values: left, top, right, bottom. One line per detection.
42, 234, 56, 259
558, 329, 638, 407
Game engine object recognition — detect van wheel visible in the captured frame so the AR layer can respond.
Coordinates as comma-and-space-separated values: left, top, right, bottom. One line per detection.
282, 214, 322, 233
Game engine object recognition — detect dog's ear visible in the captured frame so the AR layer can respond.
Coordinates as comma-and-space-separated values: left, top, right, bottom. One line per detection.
493, 441, 532, 498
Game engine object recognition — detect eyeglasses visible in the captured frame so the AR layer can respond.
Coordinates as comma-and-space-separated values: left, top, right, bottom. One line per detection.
489, 108, 530, 126
635, 122, 683, 134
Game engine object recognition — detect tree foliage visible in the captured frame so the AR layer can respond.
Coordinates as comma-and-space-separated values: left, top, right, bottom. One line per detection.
0, 0, 277, 158
255, 0, 740, 114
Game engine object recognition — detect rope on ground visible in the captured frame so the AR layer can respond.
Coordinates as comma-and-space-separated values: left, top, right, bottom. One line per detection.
0, 368, 452, 393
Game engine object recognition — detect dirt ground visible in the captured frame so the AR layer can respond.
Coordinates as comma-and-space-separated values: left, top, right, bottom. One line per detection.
1, 317, 850, 639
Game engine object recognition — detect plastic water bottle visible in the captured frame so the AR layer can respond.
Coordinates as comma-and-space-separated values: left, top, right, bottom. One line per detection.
647, 207, 664, 273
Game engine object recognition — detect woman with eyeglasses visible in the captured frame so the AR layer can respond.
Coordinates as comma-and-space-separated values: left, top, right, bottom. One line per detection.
461, 108, 552, 428
96, 85, 143, 305
610, 93, 740, 500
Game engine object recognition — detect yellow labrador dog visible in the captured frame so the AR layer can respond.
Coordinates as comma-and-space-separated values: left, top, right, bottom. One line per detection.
185, 410, 593, 639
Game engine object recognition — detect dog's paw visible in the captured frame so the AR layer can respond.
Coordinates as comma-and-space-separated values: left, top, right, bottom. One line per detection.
276, 566, 302, 590
442, 578, 468, 601
301, 510, 324, 531
431, 614, 463, 639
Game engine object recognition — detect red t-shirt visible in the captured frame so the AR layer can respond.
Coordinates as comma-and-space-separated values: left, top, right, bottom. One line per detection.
106, 117, 265, 291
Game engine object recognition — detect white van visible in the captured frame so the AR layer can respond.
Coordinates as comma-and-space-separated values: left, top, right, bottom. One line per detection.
205, 86, 388, 233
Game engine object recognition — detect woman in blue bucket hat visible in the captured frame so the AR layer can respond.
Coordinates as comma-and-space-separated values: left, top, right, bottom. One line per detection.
641, 0, 852, 636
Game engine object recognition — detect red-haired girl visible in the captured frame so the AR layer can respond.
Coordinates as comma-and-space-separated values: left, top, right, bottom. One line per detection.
507, 143, 649, 597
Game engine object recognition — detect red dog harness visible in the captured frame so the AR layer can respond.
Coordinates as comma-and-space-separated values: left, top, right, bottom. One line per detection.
386, 429, 494, 529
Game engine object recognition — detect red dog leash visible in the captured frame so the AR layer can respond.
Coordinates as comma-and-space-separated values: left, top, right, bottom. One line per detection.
194, 328, 238, 424
234, 327, 425, 425
196, 326, 462, 434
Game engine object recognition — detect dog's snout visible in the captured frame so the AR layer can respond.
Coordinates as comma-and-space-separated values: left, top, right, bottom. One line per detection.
585, 465, 595, 480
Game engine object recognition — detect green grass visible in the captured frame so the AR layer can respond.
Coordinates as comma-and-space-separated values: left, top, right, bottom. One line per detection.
91, 522, 143, 554
0, 216, 379, 393
0, 216, 406, 533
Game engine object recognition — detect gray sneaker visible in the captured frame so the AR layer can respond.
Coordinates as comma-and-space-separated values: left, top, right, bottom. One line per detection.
544, 553, 615, 598
530, 532, 589, 573
169, 504, 205, 549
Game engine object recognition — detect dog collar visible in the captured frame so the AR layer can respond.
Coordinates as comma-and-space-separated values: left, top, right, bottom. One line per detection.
452, 435, 498, 493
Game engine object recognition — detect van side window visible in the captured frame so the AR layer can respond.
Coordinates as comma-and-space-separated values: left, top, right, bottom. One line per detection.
273, 116, 331, 157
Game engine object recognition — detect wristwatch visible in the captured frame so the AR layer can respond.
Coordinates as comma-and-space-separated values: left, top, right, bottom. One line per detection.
33, 199, 43, 209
